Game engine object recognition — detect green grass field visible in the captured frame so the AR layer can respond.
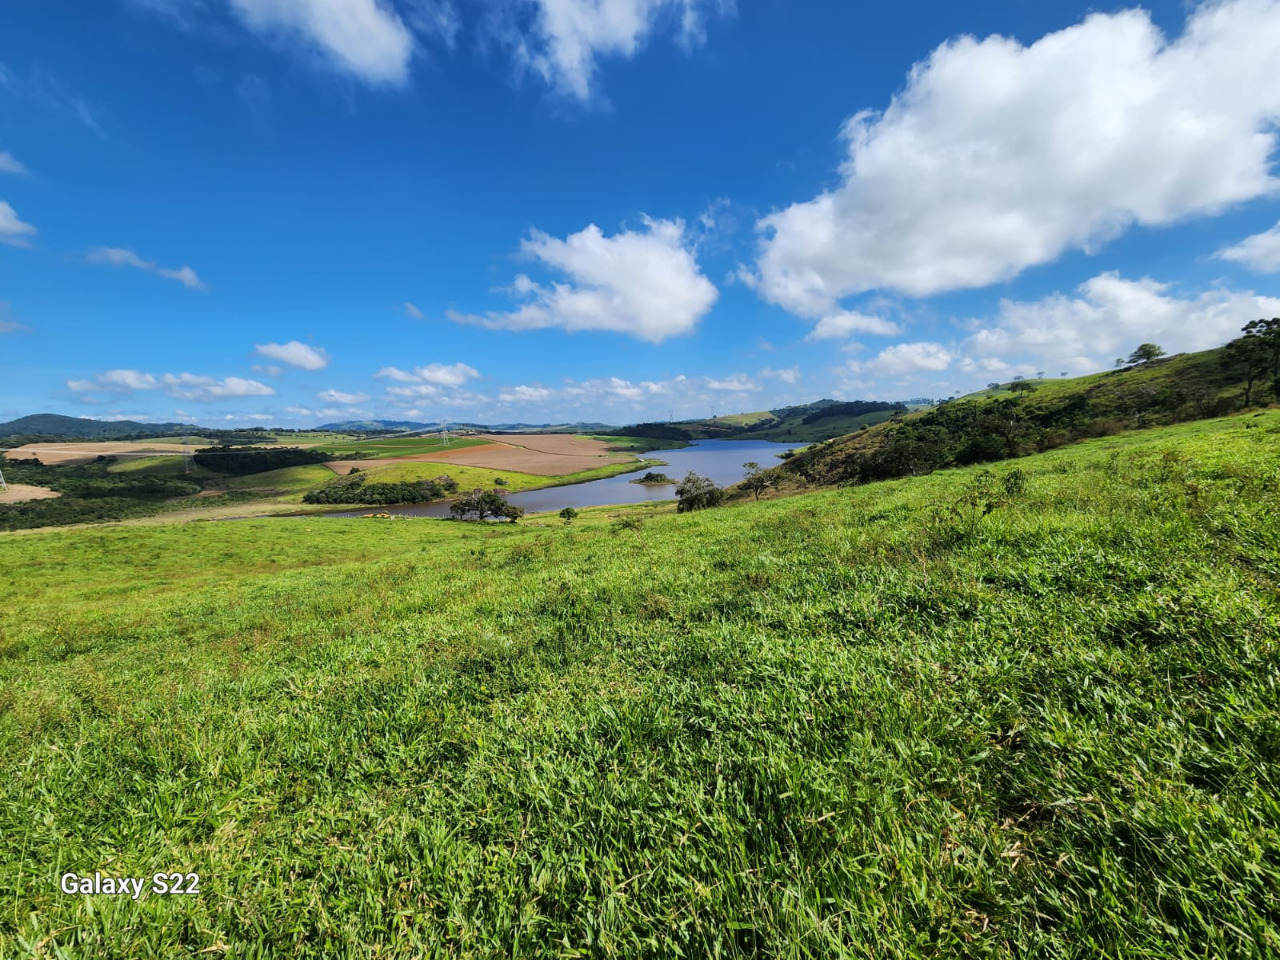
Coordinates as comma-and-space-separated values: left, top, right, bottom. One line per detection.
353, 457, 656, 495
1, 412, 1277, 956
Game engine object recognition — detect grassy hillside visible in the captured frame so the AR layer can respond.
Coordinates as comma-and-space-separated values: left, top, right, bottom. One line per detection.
1, 411, 1277, 956
785, 347, 1262, 487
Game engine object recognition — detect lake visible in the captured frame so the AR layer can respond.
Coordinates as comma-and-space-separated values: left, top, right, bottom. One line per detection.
320, 438, 797, 518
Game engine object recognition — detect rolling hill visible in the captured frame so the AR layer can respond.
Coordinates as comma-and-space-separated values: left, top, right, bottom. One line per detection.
0, 413, 195, 440
781, 344, 1265, 487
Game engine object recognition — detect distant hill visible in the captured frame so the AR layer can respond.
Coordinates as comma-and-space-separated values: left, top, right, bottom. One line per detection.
781, 343, 1265, 488
0, 413, 195, 441
610, 400, 907, 444
314, 420, 433, 433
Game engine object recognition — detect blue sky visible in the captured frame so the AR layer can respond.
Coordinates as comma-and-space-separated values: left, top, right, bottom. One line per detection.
2, 0, 1280, 427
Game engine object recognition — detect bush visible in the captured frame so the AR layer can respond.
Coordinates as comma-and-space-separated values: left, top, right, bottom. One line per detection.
675, 472, 726, 513
303, 474, 458, 505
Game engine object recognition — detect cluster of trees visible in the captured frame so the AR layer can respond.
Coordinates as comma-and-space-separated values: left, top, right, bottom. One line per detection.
450, 489, 523, 522
631, 471, 674, 485
193, 446, 329, 476
0, 459, 203, 531
302, 473, 458, 505
799, 400, 905, 424
612, 423, 696, 441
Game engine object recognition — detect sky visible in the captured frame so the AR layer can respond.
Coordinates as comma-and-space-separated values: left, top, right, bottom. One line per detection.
2, 0, 1280, 428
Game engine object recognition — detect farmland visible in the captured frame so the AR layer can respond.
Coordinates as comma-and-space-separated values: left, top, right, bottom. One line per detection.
1, 410, 1277, 956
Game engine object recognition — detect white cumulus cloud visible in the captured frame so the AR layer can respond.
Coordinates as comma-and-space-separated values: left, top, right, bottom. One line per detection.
499, 0, 729, 101
706, 374, 758, 392
964, 272, 1280, 373
751, 0, 1280, 314
0, 200, 37, 247
1216, 220, 1280, 273
317, 388, 370, 404
229, 0, 415, 86
87, 247, 206, 290
806, 310, 900, 341
848, 342, 954, 378
255, 340, 330, 370
0, 151, 27, 175
451, 217, 717, 343
67, 368, 275, 401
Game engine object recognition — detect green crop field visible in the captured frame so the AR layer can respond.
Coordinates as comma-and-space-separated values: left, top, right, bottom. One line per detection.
1, 411, 1278, 957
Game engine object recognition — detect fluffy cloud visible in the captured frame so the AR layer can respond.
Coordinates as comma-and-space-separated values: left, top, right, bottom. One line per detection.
255, 340, 330, 370
498, 384, 556, 403
317, 388, 370, 403
161, 373, 275, 400
498, 0, 728, 101
376, 362, 479, 386
416, 362, 479, 386
706, 374, 758, 392
68, 368, 275, 401
87, 247, 206, 290
0, 200, 36, 247
451, 218, 717, 343
848, 342, 954, 378
228, 0, 415, 86
806, 310, 900, 341
0, 151, 27, 175
750, 0, 1280, 314
1216, 220, 1280, 272
964, 271, 1280, 372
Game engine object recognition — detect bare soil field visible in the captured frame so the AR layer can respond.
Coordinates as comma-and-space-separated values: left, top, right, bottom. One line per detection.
3, 441, 188, 465
325, 435, 632, 478
0, 483, 61, 503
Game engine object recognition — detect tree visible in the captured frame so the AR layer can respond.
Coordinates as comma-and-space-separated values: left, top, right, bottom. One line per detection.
1036, 371, 1046, 379
1224, 324, 1275, 407
559, 506, 578, 526
1243, 317, 1280, 382
450, 489, 523, 522
675, 472, 726, 513
1060, 372, 1069, 378
741, 461, 773, 501
1127, 343, 1166, 364
1009, 380, 1037, 394
987, 382, 1002, 390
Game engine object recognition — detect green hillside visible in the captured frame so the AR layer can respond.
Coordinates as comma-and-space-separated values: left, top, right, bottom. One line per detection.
784, 344, 1268, 487
614, 400, 907, 444
0, 413, 192, 441
1, 410, 1278, 956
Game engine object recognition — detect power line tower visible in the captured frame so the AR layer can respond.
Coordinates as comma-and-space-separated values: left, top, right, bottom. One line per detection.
183, 436, 194, 474
440, 421, 450, 447
0, 464, 7, 491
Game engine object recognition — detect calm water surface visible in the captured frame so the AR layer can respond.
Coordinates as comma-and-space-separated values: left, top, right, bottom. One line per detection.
320, 439, 795, 519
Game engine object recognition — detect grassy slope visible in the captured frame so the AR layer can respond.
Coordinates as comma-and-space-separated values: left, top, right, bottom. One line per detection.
1, 413, 1278, 956
353, 457, 656, 494
787, 348, 1252, 484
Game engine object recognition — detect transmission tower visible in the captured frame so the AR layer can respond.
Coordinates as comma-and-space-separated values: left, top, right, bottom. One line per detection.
184, 436, 194, 474
0, 464, 7, 491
